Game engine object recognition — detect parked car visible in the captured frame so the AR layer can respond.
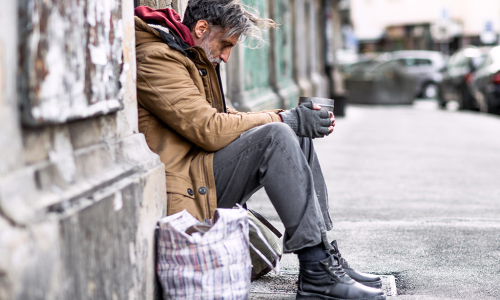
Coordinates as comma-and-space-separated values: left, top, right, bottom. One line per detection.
391, 50, 446, 99
439, 46, 490, 110
468, 46, 500, 114
343, 51, 445, 100
344, 57, 416, 105
341, 55, 385, 74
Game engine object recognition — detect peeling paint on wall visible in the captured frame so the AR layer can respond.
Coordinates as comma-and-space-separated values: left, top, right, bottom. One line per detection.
19, 0, 125, 126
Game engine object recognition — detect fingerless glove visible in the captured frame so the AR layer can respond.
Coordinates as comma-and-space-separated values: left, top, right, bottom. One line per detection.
279, 102, 332, 138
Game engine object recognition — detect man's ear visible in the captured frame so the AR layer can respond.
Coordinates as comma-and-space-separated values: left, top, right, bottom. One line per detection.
194, 20, 210, 39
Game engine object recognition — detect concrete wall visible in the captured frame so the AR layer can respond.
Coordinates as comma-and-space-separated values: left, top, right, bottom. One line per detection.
0, 0, 166, 299
136, 0, 188, 16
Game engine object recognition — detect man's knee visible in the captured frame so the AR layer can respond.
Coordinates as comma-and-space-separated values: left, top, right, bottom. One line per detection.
239, 122, 299, 150
259, 122, 297, 140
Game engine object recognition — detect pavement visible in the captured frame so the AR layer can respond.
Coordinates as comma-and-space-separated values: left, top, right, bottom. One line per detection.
247, 100, 500, 300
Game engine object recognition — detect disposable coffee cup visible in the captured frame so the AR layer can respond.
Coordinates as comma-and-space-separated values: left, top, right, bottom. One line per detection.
299, 97, 334, 112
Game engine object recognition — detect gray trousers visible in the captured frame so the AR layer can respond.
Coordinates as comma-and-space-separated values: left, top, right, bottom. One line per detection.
213, 122, 333, 253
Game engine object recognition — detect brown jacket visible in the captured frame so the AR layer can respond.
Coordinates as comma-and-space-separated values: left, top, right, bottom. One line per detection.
135, 17, 282, 221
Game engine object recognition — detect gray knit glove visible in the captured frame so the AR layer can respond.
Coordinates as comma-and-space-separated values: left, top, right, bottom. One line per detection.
279, 102, 332, 138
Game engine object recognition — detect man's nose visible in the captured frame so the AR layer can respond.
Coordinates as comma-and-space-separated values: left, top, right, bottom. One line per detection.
220, 48, 232, 63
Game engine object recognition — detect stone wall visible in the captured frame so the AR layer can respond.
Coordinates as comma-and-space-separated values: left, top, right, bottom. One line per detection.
136, 0, 189, 15
0, 0, 166, 299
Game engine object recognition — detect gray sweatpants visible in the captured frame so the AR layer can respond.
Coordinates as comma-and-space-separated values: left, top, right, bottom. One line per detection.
213, 122, 333, 253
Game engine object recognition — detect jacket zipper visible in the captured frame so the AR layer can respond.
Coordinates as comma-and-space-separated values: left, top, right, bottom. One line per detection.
206, 69, 221, 112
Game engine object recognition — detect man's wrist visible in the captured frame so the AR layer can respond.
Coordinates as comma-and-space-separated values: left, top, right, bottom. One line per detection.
279, 110, 299, 133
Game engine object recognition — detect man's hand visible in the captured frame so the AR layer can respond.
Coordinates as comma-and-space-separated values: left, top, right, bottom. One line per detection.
279, 102, 334, 138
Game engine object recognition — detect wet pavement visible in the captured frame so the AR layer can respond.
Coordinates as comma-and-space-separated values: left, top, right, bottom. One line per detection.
247, 100, 500, 300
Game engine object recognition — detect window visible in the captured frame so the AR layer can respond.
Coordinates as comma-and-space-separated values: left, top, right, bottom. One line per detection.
417, 59, 432, 66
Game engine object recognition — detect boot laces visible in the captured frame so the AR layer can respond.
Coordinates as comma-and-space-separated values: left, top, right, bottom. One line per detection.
330, 242, 350, 269
333, 253, 350, 269
328, 257, 347, 277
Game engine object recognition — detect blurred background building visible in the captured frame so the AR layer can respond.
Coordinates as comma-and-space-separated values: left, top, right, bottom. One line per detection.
349, 0, 500, 55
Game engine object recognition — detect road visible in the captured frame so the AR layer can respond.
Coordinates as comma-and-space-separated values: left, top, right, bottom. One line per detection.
248, 100, 500, 300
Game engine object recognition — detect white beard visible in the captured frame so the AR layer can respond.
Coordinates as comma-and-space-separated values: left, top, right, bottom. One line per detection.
199, 36, 222, 65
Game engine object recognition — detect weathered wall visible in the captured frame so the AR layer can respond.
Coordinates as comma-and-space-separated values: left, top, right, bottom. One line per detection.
18, 0, 127, 126
136, 0, 188, 15
268, 0, 300, 109
0, 0, 166, 299
172, 0, 190, 19
226, 0, 281, 111
307, 0, 329, 98
0, 0, 24, 176
137, 0, 172, 9
291, 0, 330, 99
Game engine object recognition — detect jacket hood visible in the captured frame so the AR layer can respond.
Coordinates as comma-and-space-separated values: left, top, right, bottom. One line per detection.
134, 6, 194, 47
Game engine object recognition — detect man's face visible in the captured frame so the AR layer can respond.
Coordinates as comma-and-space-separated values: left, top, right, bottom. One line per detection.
197, 29, 239, 66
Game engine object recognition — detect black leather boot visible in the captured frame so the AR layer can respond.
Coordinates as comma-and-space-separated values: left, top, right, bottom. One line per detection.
328, 241, 383, 289
297, 254, 386, 300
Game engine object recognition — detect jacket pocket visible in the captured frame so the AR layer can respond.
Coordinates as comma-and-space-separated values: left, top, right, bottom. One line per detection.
165, 174, 204, 220
167, 192, 203, 221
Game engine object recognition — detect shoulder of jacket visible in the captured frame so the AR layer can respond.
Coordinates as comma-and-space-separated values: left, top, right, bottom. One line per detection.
135, 16, 161, 37
137, 43, 189, 64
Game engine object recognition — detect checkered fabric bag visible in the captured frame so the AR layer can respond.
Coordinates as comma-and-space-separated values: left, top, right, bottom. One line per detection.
157, 207, 252, 300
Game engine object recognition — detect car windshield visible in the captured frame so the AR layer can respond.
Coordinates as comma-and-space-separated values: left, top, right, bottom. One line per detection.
343, 60, 382, 72
371, 60, 405, 73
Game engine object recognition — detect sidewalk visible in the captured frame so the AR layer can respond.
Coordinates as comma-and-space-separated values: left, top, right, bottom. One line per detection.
248, 100, 500, 300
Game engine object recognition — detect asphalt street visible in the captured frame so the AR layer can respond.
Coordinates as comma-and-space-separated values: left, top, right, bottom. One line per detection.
248, 100, 500, 300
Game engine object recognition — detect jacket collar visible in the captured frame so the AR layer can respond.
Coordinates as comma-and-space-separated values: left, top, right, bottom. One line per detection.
148, 23, 191, 56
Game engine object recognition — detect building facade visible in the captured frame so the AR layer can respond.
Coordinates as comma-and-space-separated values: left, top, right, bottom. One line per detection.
350, 0, 500, 53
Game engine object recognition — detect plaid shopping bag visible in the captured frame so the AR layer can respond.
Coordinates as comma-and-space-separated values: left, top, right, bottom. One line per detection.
156, 207, 252, 300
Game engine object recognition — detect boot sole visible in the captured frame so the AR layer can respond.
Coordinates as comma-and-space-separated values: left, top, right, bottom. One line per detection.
296, 290, 386, 300
358, 279, 382, 289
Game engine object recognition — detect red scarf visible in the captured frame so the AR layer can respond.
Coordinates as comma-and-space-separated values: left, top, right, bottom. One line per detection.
135, 6, 195, 47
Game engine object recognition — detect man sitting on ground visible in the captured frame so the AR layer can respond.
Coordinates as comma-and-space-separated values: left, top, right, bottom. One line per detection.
134, 0, 385, 299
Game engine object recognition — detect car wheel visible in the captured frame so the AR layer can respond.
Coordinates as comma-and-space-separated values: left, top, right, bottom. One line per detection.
485, 94, 500, 115
422, 82, 438, 99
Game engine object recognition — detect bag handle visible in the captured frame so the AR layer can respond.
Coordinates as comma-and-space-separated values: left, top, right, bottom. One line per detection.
248, 208, 282, 238
248, 219, 280, 275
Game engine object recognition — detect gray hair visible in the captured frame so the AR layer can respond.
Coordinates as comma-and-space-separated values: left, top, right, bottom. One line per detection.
182, 0, 277, 48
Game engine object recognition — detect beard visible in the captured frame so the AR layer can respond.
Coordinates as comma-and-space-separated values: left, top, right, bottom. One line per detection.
199, 35, 222, 65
